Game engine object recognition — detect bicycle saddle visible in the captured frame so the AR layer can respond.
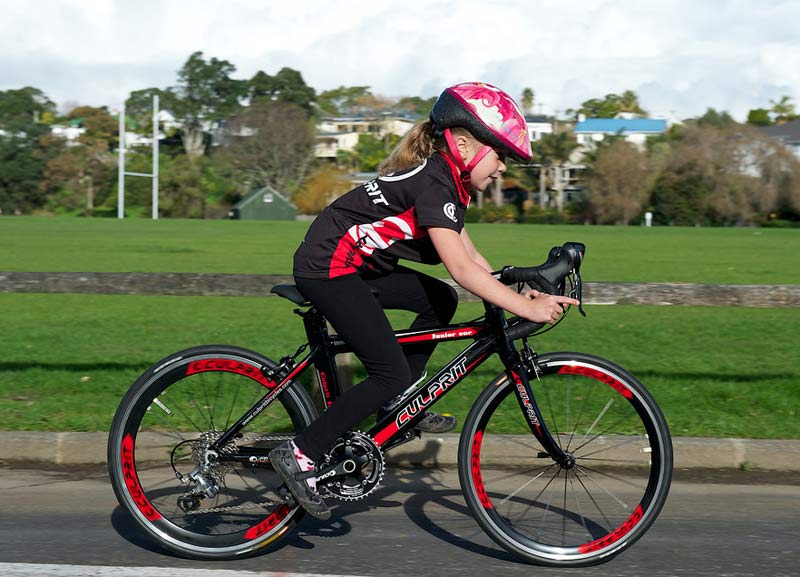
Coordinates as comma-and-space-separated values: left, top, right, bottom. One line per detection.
270, 284, 310, 305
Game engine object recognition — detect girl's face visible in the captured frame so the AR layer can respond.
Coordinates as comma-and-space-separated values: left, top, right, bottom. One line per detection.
469, 146, 507, 191
459, 136, 507, 191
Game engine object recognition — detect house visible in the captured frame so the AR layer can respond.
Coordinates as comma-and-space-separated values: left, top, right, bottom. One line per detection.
524, 114, 553, 142
574, 116, 668, 148
229, 185, 296, 220
759, 118, 800, 159
315, 114, 416, 159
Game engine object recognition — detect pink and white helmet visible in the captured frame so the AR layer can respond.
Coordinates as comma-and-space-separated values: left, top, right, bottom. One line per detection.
430, 82, 532, 162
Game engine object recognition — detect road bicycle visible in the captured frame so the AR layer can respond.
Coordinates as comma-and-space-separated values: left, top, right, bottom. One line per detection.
107, 242, 673, 567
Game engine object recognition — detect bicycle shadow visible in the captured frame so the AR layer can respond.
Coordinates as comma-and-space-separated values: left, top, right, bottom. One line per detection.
109, 439, 520, 563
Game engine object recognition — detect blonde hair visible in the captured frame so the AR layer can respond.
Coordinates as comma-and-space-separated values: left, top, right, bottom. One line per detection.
378, 121, 475, 176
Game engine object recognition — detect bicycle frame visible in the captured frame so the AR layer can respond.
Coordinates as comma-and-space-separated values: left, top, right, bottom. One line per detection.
208, 299, 572, 466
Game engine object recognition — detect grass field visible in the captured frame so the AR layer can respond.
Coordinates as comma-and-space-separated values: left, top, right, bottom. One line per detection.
1, 216, 798, 438
2, 216, 800, 283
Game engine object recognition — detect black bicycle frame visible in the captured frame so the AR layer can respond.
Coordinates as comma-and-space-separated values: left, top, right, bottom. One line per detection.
210, 300, 571, 465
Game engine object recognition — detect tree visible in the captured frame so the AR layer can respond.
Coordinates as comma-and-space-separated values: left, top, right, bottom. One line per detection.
571, 91, 646, 119
0, 87, 56, 132
521, 87, 535, 115
619, 90, 645, 114
41, 140, 114, 214
293, 164, 351, 214
395, 95, 437, 117
38, 105, 119, 214
352, 133, 401, 172
648, 122, 800, 225
248, 67, 316, 112
0, 130, 58, 214
0, 87, 59, 213
219, 100, 314, 194
125, 87, 172, 136
769, 95, 796, 124
67, 106, 119, 149
317, 86, 373, 115
170, 51, 246, 157
536, 131, 580, 212
747, 108, 772, 126
585, 140, 654, 224
157, 155, 209, 218
696, 107, 735, 129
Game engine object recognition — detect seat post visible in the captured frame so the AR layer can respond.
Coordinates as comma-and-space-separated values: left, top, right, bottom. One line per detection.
298, 306, 345, 405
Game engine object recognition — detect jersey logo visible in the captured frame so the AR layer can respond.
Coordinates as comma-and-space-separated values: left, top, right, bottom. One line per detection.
443, 202, 457, 223
364, 180, 389, 206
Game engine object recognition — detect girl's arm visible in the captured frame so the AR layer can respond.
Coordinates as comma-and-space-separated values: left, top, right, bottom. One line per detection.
459, 227, 493, 272
429, 227, 579, 324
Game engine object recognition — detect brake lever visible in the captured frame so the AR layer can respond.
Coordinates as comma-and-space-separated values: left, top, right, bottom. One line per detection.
571, 270, 587, 317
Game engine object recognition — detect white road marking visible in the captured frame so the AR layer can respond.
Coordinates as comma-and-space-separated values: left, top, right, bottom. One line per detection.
0, 563, 370, 577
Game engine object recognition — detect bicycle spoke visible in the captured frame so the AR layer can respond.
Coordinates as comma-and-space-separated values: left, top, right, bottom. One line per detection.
462, 355, 671, 565
498, 464, 557, 508
576, 464, 642, 504
573, 468, 614, 530
576, 436, 651, 461
568, 471, 595, 541
576, 398, 614, 449
565, 379, 596, 452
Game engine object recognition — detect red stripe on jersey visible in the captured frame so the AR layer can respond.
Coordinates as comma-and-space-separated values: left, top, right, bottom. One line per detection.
329, 207, 422, 278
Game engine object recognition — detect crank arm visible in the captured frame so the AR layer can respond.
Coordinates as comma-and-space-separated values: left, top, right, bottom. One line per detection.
297, 458, 358, 484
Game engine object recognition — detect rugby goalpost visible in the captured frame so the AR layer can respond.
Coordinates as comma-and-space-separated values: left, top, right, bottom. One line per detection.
117, 95, 159, 219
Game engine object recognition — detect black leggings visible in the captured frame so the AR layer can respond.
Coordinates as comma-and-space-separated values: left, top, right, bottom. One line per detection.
293, 266, 458, 461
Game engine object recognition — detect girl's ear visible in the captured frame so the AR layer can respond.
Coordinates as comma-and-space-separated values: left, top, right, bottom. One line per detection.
453, 132, 474, 161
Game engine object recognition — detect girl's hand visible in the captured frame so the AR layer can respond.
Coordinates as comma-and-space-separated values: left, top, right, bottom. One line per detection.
523, 290, 580, 324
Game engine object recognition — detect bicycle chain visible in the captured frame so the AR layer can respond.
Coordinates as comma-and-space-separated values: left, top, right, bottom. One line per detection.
183, 499, 281, 516
180, 433, 294, 516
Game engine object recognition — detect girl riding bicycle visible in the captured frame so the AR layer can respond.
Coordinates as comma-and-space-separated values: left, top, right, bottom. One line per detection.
270, 82, 579, 519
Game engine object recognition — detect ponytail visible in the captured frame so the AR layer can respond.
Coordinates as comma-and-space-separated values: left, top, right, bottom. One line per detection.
378, 120, 435, 176
378, 120, 477, 176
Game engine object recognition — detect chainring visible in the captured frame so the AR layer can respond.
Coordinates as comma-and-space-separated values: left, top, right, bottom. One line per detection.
318, 431, 385, 502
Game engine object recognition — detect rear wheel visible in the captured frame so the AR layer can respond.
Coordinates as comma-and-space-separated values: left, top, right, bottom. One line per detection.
108, 345, 317, 559
459, 352, 672, 567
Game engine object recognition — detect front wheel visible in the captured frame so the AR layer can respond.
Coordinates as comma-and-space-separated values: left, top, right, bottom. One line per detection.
108, 345, 318, 559
458, 352, 672, 567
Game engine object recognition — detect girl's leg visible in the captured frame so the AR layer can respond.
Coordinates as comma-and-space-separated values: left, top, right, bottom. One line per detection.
364, 265, 458, 380
292, 275, 412, 461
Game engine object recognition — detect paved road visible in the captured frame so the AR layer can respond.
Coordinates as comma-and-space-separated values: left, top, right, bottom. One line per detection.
0, 465, 798, 577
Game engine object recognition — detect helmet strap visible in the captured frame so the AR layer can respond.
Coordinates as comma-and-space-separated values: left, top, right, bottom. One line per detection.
443, 128, 493, 190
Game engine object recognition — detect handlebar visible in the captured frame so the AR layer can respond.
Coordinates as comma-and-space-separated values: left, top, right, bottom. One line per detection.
498, 242, 585, 294
493, 242, 587, 338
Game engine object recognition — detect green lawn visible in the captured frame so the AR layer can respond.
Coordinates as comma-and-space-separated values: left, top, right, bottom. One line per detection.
1, 216, 798, 438
2, 216, 799, 283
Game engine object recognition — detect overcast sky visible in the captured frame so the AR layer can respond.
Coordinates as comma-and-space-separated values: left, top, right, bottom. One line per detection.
2, 0, 799, 121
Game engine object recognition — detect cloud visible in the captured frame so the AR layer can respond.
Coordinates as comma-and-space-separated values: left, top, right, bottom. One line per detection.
0, 0, 798, 120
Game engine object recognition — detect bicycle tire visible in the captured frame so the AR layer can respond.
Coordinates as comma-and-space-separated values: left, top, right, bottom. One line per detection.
108, 345, 318, 559
458, 352, 672, 567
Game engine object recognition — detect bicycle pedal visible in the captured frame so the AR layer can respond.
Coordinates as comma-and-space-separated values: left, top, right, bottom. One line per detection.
277, 486, 297, 506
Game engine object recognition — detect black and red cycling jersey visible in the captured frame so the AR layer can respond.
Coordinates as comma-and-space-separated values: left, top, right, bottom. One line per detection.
294, 153, 472, 279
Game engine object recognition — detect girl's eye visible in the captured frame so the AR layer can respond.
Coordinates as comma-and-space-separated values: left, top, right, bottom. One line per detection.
496, 150, 507, 162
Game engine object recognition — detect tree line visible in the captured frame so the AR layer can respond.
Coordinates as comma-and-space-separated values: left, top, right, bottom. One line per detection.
496, 110, 800, 227
1, 51, 798, 225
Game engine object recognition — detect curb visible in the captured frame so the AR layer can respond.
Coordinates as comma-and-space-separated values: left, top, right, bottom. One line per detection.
1, 432, 799, 472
